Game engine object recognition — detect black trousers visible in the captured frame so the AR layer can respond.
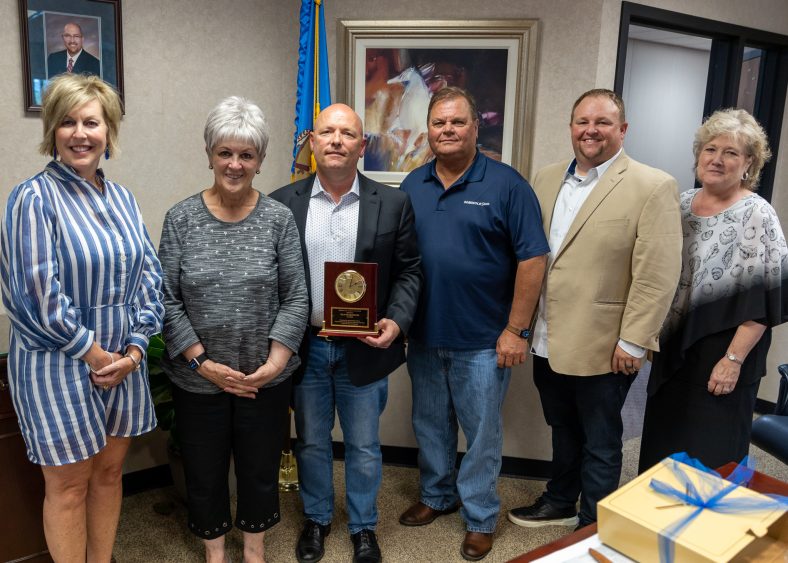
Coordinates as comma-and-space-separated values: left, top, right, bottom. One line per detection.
173, 379, 291, 539
533, 356, 635, 525
639, 341, 760, 473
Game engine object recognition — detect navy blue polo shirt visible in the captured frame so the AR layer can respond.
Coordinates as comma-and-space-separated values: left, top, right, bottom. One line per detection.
401, 152, 549, 349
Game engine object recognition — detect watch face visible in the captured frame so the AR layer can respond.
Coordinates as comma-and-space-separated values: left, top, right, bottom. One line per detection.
334, 270, 366, 303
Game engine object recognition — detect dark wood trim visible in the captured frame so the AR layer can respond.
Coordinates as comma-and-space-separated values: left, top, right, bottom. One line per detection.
333, 442, 552, 480
123, 443, 553, 497
122, 464, 172, 496
615, 2, 788, 203
756, 398, 777, 415
618, 2, 788, 47
17, 0, 125, 112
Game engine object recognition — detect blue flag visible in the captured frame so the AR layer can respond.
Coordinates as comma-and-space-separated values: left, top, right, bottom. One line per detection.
292, 0, 332, 180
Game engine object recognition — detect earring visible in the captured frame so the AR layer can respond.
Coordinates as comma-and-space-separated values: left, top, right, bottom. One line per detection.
52, 147, 58, 159
105, 147, 110, 160
209, 164, 214, 170
742, 170, 750, 181
256, 169, 260, 174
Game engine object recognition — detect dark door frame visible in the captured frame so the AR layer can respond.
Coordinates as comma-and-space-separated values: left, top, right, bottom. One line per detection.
614, 2, 788, 201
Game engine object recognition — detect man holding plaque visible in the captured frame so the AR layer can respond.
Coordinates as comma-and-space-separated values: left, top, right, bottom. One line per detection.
270, 103, 421, 563
507, 89, 681, 531
399, 87, 549, 561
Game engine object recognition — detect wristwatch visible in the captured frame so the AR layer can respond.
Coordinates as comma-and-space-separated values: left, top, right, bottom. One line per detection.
726, 352, 743, 365
188, 353, 208, 371
505, 324, 531, 339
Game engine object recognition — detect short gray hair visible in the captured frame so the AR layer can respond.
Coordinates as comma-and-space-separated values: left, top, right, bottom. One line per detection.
693, 108, 771, 191
203, 96, 270, 158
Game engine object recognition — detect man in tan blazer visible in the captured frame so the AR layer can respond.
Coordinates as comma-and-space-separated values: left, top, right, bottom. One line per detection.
507, 89, 682, 530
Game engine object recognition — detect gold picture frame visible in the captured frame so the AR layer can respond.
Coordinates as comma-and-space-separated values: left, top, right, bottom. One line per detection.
337, 19, 539, 186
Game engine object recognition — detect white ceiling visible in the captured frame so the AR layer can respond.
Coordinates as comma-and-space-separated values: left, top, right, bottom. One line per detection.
629, 25, 712, 51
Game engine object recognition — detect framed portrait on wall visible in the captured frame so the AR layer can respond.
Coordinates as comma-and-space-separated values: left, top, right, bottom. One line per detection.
338, 20, 539, 186
18, 0, 123, 111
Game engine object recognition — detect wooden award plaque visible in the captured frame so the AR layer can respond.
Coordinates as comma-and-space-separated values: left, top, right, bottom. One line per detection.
319, 262, 379, 337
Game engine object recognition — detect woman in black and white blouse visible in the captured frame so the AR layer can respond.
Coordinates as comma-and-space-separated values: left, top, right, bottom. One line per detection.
639, 108, 788, 472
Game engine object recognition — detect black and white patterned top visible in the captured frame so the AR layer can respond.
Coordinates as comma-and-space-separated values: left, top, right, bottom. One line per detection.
666, 189, 787, 333
648, 188, 788, 392
158, 191, 309, 394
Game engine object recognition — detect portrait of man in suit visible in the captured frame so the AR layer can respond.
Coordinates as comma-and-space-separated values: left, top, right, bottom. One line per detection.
46, 22, 101, 79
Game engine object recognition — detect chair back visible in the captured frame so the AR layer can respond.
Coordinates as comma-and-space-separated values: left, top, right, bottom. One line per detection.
776, 364, 788, 415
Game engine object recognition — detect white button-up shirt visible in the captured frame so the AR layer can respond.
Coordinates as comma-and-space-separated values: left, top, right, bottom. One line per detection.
305, 174, 360, 326
531, 149, 645, 361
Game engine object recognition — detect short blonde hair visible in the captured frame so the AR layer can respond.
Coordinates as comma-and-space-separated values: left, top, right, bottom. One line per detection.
39, 74, 123, 158
693, 108, 771, 191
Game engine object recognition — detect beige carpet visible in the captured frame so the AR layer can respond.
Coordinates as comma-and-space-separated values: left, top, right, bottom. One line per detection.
114, 439, 788, 562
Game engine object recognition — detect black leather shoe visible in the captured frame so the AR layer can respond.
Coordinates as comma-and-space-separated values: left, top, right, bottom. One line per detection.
296, 520, 331, 563
351, 529, 382, 563
507, 497, 578, 528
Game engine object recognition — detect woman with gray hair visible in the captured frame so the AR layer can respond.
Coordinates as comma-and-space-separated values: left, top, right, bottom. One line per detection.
639, 108, 788, 472
158, 96, 308, 563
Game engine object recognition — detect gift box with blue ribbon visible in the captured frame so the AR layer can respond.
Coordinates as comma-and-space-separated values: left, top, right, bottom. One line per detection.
598, 453, 788, 562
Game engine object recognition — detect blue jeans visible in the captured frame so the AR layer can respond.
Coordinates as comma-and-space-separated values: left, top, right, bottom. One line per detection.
294, 334, 388, 534
407, 341, 511, 533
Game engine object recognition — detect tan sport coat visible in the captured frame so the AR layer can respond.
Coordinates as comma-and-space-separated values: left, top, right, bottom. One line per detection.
533, 152, 682, 376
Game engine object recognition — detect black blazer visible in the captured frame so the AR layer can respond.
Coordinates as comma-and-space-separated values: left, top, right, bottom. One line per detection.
270, 173, 421, 386
47, 49, 101, 78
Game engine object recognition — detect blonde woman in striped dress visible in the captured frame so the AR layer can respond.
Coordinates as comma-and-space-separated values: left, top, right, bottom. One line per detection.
0, 74, 163, 562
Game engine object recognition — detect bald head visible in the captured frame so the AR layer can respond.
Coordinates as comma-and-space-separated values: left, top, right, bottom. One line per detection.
310, 103, 366, 187
314, 103, 364, 135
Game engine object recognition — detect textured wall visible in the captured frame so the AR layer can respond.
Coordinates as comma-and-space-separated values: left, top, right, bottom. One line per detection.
1, 0, 787, 470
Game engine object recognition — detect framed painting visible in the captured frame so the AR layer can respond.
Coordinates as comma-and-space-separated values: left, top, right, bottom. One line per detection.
18, 0, 123, 111
338, 20, 539, 186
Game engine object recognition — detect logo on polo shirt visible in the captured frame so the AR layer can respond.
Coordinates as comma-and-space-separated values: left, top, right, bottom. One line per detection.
464, 200, 490, 206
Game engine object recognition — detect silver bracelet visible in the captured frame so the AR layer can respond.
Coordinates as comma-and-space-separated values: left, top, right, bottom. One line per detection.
124, 351, 141, 369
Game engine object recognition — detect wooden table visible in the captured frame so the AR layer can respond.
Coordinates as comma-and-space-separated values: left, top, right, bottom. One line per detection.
0, 356, 52, 563
508, 462, 788, 562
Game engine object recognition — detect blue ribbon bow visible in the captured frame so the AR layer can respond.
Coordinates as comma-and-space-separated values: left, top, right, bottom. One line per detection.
648, 452, 788, 562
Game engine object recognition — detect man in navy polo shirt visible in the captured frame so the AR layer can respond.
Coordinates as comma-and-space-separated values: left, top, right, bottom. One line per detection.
398, 86, 548, 561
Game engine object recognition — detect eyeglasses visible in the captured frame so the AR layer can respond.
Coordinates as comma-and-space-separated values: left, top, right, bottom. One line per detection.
62, 34, 83, 40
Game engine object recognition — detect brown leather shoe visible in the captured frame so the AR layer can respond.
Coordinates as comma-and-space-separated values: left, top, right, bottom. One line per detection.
398, 501, 459, 526
461, 531, 493, 561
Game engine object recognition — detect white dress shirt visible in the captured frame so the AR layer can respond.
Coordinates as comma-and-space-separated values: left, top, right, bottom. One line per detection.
305, 174, 360, 326
531, 149, 646, 361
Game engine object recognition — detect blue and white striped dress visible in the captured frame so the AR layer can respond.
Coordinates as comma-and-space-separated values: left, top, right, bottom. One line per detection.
0, 160, 164, 466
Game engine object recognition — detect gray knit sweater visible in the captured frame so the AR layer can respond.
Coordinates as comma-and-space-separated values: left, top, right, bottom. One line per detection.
158, 191, 308, 394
